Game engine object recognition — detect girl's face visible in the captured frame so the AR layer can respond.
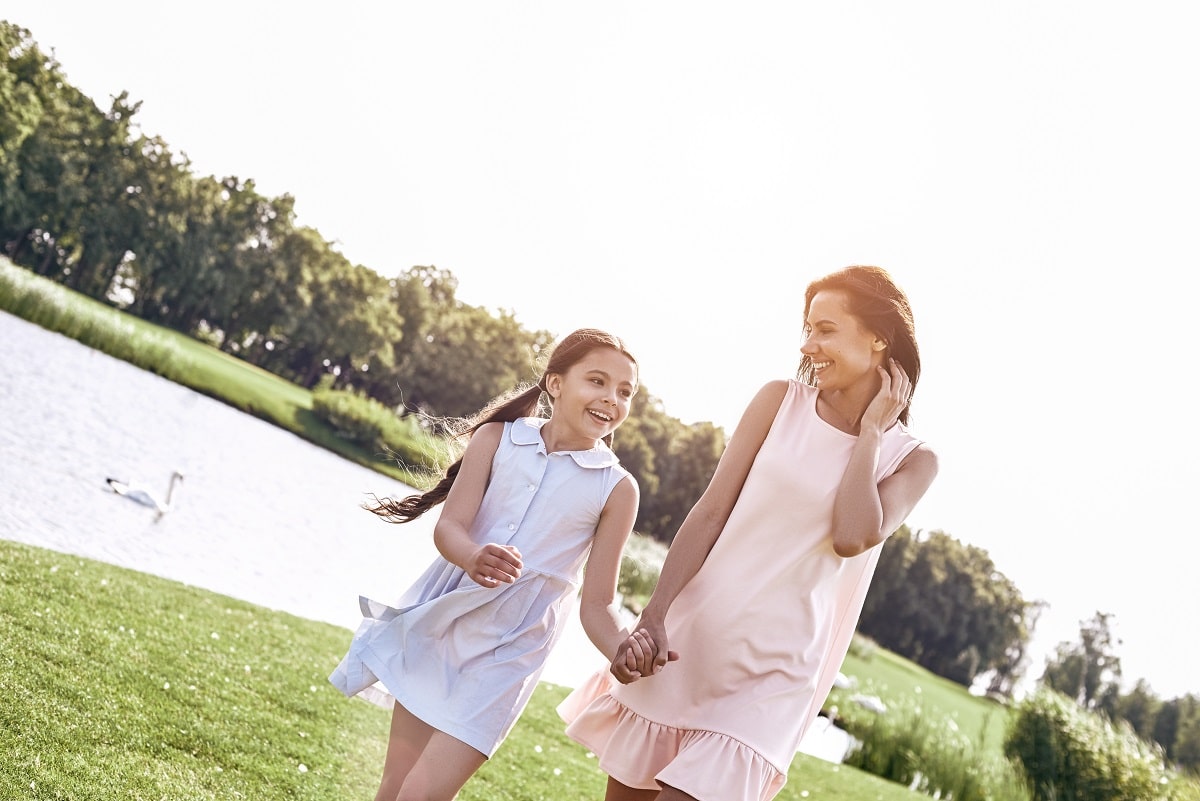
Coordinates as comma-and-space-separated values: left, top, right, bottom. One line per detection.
545, 347, 638, 443
801, 290, 887, 391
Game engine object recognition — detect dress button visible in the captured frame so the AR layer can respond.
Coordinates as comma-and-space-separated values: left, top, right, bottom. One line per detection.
508, 523, 516, 531
528, 484, 536, 491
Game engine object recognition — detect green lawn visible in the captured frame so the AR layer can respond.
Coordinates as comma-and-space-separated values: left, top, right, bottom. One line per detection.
835, 643, 1011, 756
1, 539, 930, 800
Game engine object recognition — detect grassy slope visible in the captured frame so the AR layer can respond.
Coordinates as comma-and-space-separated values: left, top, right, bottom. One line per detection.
835, 646, 1011, 754
0, 539, 928, 800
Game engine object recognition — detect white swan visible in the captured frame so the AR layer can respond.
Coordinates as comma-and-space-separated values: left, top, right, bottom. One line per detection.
106, 470, 184, 517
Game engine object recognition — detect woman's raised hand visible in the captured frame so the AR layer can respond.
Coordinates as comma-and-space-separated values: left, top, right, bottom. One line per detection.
862, 358, 912, 433
467, 543, 523, 587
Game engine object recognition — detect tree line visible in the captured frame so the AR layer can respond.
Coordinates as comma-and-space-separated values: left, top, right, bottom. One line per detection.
2, 20, 1194, 773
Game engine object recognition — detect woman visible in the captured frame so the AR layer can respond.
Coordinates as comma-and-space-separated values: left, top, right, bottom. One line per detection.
558, 266, 939, 801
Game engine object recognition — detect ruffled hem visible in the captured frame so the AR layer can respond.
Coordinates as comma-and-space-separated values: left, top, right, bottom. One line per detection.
558, 672, 787, 800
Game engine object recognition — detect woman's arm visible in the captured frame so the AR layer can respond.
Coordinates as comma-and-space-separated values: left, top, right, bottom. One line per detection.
432, 422, 524, 586
626, 380, 788, 674
830, 361, 940, 557
578, 476, 641, 665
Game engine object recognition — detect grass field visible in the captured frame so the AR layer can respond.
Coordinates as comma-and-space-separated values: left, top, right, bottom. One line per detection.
835, 643, 1010, 754
0, 538, 930, 800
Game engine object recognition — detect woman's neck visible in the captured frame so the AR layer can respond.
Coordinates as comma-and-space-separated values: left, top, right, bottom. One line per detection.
817, 376, 880, 434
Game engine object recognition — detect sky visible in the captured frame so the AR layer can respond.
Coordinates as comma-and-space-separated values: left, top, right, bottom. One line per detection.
10, 2, 1199, 699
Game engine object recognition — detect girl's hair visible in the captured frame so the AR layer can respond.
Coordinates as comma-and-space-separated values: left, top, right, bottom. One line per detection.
797, 265, 921, 425
366, 328, 638, 524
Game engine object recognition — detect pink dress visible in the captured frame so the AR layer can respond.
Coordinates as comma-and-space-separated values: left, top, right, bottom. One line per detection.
558, 381, 924, 800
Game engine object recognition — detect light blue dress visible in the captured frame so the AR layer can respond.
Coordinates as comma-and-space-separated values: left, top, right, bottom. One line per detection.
329, 417, 633, 756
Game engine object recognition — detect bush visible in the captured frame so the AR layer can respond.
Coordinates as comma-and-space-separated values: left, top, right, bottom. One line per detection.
616, 532, 668, 613
1004, 688, 1173, 801
841, 691, 1031, 801
311, 383, 447, 471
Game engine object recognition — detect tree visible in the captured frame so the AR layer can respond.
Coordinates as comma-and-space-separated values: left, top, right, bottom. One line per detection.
1154, 696, 1183, 764
1173, 695, 1200, 775
1040, 611, 1123, 713
1114, 678, 1162, 743
858, 528, 1036, 689
394, 302, 553, 421
0, 22, 48, 254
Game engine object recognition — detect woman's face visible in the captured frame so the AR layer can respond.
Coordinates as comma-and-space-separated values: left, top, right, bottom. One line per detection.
800, 290, 886, 390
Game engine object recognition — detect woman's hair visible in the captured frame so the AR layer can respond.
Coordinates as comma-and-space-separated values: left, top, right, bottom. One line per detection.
796, 265, 921, 425
366, 328, 637, 523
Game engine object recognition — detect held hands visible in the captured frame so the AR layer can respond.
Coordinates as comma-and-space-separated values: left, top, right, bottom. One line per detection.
609, 624, 679, 685
862, 358, 912, 433
467, 543, 523, 588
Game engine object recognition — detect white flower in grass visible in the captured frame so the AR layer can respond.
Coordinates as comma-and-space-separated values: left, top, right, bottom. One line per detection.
163, 682, 171, 690
298, 764, 308, 773
534, 745, 543, 753
211, 632, 220, 640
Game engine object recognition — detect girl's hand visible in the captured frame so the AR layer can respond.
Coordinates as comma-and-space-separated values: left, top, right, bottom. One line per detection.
610, 621, 678, 684
466, 543, 523, 587
862, 358, 912, 433
610, 629, 655, 684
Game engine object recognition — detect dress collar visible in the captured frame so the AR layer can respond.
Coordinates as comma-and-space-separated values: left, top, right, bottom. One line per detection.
510, 417, 621, 468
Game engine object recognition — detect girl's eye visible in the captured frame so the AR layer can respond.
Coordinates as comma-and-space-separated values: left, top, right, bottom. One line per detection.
591, 378, 604, 386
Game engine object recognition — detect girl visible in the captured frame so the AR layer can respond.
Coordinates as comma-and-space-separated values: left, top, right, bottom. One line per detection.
559, 267, 940, 801
330, 328, 644, 801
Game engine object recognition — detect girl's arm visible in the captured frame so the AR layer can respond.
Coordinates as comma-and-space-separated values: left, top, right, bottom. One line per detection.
830, 360, 940, 557
433, 422, 524, 586
622, 380, 787, 676
578, 475, 641, 667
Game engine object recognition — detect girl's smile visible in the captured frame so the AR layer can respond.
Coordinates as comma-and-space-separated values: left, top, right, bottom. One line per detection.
543, 347, 638, 452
